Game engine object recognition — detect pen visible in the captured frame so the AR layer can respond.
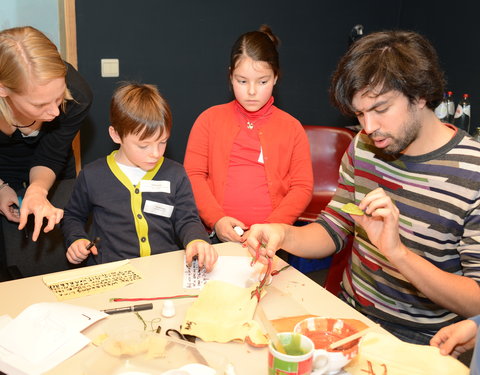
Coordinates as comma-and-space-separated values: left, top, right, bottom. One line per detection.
19, 183, 29, 239
86, 236, 100, 251
102, 303, 153, 315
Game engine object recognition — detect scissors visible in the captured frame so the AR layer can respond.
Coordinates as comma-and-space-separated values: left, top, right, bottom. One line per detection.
165, 328, 196, 343
165, 328, 209, 365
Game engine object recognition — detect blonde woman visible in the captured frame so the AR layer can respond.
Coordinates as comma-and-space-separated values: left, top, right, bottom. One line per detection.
0, 26, 92, 277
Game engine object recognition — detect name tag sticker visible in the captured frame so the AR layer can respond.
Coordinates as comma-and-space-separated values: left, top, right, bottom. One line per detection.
140, 180, 170, 193
144, 200, 174, 218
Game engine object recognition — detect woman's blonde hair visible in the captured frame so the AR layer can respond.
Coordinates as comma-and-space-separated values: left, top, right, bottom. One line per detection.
0, 26, 72, 125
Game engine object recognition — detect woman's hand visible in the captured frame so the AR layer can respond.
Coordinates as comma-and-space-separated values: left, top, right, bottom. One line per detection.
0, 184, 21, 222
214, 216, 248, 243
66, 238, 98, 264
430, 319, 478, 358
185, 240, 218, 272
18, 184, 63, 241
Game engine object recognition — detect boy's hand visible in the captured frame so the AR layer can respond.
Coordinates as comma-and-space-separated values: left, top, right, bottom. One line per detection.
66, 238, 98, 264
185, 240, 218, 272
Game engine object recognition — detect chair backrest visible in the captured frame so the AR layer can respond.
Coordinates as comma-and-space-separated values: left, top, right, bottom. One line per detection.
299, 125, 355, 222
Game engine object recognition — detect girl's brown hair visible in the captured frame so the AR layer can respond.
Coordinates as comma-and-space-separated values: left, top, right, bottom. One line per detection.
230, 24, 280, 78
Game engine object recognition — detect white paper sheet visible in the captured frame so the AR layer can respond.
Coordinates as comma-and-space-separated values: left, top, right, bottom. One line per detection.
0, 302, 107, 375
183, 255, 264, 289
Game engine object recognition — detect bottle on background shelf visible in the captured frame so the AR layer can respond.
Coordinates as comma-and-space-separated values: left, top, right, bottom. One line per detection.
446, 91, 455, 124
472, 126, 480, 142
453, 93, 471, 133
434, 93, 448, 122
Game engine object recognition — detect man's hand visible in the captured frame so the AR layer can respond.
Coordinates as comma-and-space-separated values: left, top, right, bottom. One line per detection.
353, 188, 407, 262
245, 223, 287, 264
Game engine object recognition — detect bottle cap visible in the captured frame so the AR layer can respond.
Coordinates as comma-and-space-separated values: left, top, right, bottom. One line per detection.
162, 300, 176, 318
233, 226, 244, 236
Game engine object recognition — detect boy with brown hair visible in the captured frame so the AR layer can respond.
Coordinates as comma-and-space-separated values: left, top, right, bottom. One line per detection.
62, 83, 217, 271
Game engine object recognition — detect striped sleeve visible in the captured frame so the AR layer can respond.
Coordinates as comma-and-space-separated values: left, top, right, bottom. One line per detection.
317, 130, 480, 329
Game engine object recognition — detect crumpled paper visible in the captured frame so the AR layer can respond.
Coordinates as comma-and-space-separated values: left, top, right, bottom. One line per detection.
180, 280, 267, 345
345, 332, 469, 375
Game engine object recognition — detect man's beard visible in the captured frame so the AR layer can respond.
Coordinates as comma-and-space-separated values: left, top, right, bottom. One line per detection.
370, 110, 421, 156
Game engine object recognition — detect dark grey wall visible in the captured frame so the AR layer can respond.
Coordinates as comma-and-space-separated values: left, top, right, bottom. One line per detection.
398, 1, 480, 128
75, 0, 403, 165
77, 1, 480, 165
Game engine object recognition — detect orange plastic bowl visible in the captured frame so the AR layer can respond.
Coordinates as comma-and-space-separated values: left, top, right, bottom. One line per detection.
294, 317, 359, 374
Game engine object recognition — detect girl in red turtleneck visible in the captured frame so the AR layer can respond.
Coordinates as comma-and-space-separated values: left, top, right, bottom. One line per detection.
184, 25, 313, 243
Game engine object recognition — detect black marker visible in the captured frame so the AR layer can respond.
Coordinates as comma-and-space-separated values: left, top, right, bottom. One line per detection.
102, 303, 153, 315
86, 237, 100, 251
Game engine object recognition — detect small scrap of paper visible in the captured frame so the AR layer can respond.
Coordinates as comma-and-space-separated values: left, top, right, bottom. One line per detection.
183, 257, 209, 289
183, 256, 267, 290
43, 260, 143, 301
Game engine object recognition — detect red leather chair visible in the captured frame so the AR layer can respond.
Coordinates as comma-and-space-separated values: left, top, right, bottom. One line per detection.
298, 125, 355, 222
294, 125, 355, 295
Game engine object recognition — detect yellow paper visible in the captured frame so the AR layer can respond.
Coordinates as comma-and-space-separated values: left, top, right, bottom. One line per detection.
345, 332, 469, 375
341, 203, 364, 216
42, 260, 143, 300
180, 280, 263, 343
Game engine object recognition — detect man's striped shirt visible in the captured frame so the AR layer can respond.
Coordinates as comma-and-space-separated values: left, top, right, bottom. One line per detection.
317, 128, 480, 330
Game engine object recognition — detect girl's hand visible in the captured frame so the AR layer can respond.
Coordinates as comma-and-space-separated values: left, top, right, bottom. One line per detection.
0, 184, 20, 222
18, 184, 64, 241
66, 239, 98, 264
353, 188, 406, 262
430, 319, 477, 358
214, 216, 248, 243
185, 240, 218, 272
245, 223, 285, 264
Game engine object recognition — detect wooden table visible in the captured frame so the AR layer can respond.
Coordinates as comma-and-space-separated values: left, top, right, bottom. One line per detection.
0, 242, 386, 374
